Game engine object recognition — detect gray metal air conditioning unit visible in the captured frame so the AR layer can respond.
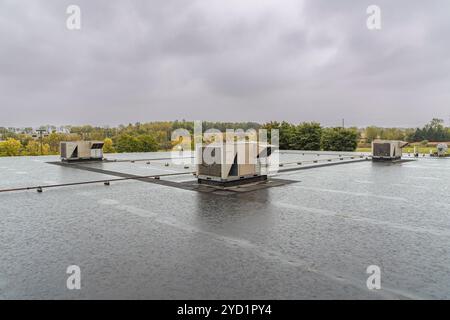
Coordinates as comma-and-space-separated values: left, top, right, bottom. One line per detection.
434, 143, 448, 157
196, 141, 273, 186
60, 141, 104, 162
372, 140, 408, 161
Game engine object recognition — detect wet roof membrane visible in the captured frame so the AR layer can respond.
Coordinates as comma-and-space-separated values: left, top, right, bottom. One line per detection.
0, 151, 449, 299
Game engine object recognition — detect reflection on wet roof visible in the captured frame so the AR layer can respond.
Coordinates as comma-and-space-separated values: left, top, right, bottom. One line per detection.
1, 151, 449, 299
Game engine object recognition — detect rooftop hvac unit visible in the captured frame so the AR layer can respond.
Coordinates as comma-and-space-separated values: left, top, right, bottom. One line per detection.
196, 141, 273, 186
372, 140, 408, 161
60, 141, 104, 162
435, 143, 448, 157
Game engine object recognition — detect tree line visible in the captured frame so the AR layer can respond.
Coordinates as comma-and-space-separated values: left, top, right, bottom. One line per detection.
0, 118, 448, 157
261, 122, 358, 151
0, 121, 263, 156
362, 119, 450, 144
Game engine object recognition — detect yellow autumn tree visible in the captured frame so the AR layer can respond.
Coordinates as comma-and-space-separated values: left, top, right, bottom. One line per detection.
103, 138, 116, 153
25, 140, 50, 156
0, 138, 23, 156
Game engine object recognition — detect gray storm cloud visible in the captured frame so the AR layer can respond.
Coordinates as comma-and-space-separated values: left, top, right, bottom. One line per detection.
0, 0, 449, 127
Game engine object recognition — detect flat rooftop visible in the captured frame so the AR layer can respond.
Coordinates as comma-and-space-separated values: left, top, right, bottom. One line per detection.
1, 151, 449, 299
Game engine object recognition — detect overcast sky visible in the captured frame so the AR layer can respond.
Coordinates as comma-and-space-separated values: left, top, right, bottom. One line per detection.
1, 0, 449, 128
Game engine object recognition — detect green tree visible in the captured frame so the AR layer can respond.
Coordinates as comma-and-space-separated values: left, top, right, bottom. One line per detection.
279, 122, 296, 149
321, 127, 358, 151
364, 126, 381, 143
114, 134, 160, 153
291, 122, 322, 150
137, 134, 159, 152
114, 134, 141, 153
408, 118, 450, 142
261, 121, 296, 149
380, 128, 406, 141
43, 132, 81, 154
